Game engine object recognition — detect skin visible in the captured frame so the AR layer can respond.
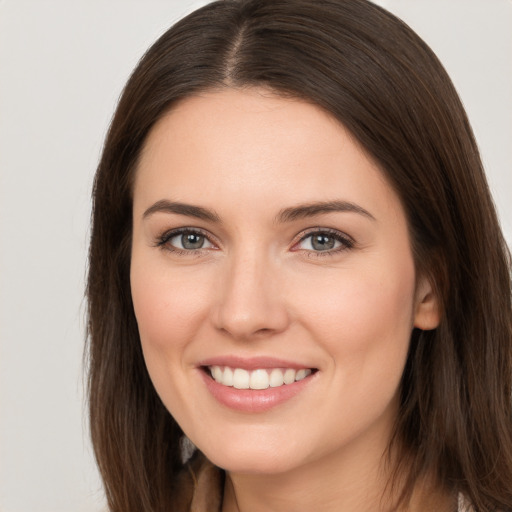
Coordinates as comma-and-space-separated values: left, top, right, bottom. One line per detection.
130, 88, 444, 511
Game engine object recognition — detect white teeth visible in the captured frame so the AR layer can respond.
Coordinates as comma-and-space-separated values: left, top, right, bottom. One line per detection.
209, 366, 313, 390
223, 366, 233, 386
233, 368, 250, 389
295, 369, 311, 381
250, 369, 269, 390
211, 365, 223, 382
269, 368, 285, 387
283, 368, 296, 385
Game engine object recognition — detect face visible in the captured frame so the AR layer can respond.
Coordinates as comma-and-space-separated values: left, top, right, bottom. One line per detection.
130, 88, 438, 475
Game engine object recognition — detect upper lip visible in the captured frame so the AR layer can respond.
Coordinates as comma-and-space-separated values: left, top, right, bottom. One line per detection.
197, 356, 317, 371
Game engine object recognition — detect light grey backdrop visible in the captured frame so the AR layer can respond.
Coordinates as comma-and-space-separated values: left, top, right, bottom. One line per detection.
1, 1, 510, 511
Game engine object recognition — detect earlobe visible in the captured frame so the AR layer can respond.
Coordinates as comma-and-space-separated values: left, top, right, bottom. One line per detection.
413, 277, 441, 330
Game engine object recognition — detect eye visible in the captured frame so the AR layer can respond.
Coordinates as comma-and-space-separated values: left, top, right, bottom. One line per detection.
294, 229, 353, 253
158, 229, 215, 252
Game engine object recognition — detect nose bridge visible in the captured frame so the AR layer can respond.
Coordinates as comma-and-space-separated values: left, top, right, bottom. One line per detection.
213, 244, 289, 339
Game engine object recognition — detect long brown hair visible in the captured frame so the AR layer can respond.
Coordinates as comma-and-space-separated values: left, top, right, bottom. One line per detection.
86, 1, 512, 510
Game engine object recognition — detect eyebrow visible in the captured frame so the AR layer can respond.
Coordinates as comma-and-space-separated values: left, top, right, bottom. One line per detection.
142, 199, 375, 224
143, 200, 221, 223
276, 200, 376, 223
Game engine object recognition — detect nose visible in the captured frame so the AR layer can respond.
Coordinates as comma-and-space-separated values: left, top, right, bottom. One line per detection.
211, 249, 290, 340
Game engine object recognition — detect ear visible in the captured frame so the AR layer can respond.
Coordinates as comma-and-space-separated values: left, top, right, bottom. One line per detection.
413, 276, 441, 330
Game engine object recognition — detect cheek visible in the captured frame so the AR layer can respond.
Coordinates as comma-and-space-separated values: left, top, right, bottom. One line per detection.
130, 257, 214, 360
294, 258, 416, 439
293, 257, 416, 376
130, 256, 218, 422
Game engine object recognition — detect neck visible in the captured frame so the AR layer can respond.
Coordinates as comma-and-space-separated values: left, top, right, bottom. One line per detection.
221, 446, 454, 512
222, 440, 385, 512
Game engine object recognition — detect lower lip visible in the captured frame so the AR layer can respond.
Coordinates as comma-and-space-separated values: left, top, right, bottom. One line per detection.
199, 369, 316, 413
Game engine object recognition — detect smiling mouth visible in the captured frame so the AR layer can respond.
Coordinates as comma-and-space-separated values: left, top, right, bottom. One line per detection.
206, 365, 316, 390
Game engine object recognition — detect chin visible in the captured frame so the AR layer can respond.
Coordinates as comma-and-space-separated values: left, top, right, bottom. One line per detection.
195, 432, 312, 475
206, 451, 299, 475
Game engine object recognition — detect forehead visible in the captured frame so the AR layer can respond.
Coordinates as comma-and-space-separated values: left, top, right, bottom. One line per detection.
133, 87, 401, 222
137, 87, 351, 180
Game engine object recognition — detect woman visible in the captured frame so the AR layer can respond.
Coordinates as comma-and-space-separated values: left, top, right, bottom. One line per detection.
86, 0, 512, 510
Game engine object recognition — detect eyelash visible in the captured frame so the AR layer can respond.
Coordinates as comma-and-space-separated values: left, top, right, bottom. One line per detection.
155, 227, 354, 257
293, 228, 354, 257
155, 228, 216, 256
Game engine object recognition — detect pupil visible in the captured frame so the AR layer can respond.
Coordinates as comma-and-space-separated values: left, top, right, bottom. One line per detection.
312, 234, 335, 251
182, 233, 204, 249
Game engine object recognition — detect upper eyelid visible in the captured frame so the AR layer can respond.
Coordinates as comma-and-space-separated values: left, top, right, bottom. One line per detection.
162, 226, 210, 237
156, 226, 354, 250
291, 228, 355, 255
294, 227, 354, 243
157, 227, 218, 247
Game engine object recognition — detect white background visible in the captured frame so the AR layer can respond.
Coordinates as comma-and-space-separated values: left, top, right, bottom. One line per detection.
0, 1, 510, 511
